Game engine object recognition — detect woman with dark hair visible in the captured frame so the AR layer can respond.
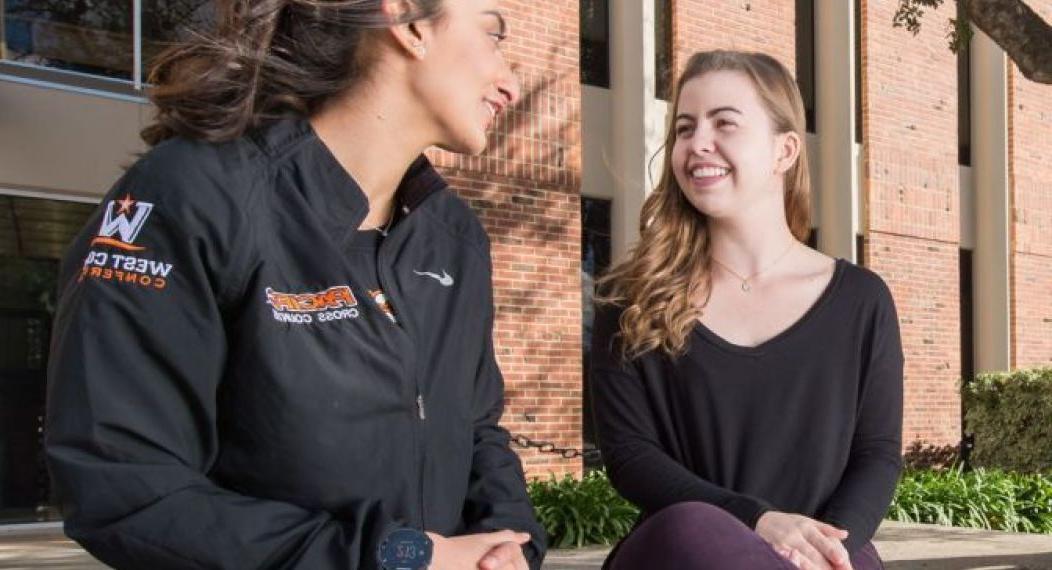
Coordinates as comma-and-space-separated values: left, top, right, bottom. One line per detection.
45, 1, 545, 569
591, 50, 903, 570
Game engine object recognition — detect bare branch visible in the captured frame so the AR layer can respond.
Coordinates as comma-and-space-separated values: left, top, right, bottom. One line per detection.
893, 0, 1052, 83
966, 0, 1052, 83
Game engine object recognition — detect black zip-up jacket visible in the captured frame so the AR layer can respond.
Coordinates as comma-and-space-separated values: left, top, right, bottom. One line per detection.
45, 118, 546, 569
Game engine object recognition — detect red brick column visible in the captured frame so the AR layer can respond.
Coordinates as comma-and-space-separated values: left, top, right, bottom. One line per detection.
1009, 1, 1052, 369
863, 0, 961, 447
428, 1, 583, 478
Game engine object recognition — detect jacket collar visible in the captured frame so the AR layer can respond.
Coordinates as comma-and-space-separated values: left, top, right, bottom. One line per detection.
250, 117, 448, 240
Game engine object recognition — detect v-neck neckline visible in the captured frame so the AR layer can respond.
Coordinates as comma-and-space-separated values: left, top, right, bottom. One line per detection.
693, 258, 846, 356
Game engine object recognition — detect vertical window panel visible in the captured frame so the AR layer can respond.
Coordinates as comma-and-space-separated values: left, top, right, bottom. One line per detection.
796, 0, 816, 132
957, 2, 972, 166
654, 0, 672, 101
581, 197, 611, 471
580, 0, 610, 88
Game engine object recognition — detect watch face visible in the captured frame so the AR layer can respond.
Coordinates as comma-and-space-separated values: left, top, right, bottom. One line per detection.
380, 528, 433, 570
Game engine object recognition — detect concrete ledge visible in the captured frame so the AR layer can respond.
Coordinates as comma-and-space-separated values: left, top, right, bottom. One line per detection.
0, 520, 1050, 569
542, 521, 1052, 569
0, 523, 107, 570
876, 521, 1052, 570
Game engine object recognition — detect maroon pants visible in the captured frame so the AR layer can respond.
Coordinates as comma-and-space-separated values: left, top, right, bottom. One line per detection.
605, 502, 884, 570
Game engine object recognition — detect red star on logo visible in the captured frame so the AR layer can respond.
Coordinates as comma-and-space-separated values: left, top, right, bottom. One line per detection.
116, 194, 136, 215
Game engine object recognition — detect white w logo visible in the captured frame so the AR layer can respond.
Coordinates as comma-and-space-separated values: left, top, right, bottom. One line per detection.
98, 200, 154, 244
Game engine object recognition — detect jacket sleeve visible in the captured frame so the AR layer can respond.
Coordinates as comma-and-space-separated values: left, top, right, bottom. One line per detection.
818, 281, 904, 554
45, 156, 401, 570
590, 304, 774, 529
459, 235, 547, 570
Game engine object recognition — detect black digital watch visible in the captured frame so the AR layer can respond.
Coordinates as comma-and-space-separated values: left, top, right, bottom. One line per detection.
378, 527, 433, 570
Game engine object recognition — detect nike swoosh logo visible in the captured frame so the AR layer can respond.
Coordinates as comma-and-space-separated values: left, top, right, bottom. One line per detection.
413, 269, 454, 287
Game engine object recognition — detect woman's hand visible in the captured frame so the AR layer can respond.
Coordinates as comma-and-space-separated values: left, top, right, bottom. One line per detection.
477, 539, 530, 570
426, 530, 531, 570
756, 511, 853, 570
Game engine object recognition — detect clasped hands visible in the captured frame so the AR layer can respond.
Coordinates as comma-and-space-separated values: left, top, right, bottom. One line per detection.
425, 511, 853, 570
756, 511, 854, 570
426, 530, 531, 570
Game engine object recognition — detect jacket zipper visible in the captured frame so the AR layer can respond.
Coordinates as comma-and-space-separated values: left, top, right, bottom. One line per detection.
375, 210, 429, 531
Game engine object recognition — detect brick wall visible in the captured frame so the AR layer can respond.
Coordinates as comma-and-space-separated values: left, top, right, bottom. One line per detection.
1009, 0, 1052, 369
435, 0, 1052, 478
863, 0, 961, 447
428, 1, 583, 478
672, 0, 797, 77
866, 235, 961, 445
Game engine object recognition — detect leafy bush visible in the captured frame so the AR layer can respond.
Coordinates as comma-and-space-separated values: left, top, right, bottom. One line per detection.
528, 463, 1052, 552
528, 470, 639, 548
888, 467, 1052, 533
964, 368, 1052, 473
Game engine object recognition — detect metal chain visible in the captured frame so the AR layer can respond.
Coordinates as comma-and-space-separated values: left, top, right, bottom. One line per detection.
510, 433, 602, 461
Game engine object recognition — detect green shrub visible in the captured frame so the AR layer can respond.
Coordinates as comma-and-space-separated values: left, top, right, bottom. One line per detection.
964, 368, 1052, 473
888, 467, 1052, 533
528, 465, 1052, 551
528, 470, 639, 548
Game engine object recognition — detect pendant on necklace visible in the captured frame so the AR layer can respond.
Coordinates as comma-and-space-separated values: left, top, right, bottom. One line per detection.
741, 281, 751, 292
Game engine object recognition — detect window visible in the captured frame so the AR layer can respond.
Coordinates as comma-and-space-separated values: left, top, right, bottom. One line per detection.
959, 248, 974, 464
0, 193, 96, 524
795, 0, 816, 132
580, 0, 610, 88
1, 0, 211, 98
959, 249, 974, 386
957, 2, 971, 166
2, 0, 133, 81
581, 197, 611, 470
854, 0, 863, 144
654, 0, 672, 101
142, 0, 213, 78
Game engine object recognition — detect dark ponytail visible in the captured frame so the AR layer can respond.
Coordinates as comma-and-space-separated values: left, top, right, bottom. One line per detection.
141, 0, 443, 146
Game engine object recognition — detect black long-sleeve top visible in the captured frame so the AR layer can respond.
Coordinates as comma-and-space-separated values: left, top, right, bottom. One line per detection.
591, 259, 904, 554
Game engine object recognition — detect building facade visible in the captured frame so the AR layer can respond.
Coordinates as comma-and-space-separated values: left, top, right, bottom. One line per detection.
0, 0, 1049, 526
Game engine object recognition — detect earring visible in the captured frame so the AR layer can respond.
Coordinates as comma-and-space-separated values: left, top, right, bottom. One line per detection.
414, 43, 427, 56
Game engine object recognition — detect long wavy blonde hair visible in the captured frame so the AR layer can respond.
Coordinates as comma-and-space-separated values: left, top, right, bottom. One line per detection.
597, 50, 812, 359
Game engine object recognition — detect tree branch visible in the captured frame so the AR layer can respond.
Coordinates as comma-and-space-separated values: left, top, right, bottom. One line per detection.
967, 0, 1052, 83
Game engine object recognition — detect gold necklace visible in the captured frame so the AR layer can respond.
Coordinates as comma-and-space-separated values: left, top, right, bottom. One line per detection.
711, 241, 798, 293
361, 208, 396, 237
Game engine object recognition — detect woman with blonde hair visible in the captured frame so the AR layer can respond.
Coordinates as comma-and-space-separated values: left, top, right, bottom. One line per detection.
591, 50, 902, 570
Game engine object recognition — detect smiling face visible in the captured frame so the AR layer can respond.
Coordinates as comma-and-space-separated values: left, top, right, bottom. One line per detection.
410, 0, 520, 155
671, 70, 798, 222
